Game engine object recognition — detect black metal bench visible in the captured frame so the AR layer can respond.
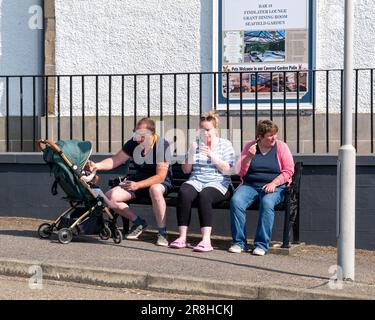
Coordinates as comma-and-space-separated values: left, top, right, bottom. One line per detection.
111, 161, 303, 249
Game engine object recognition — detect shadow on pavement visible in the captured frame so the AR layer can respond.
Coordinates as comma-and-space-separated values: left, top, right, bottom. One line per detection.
0, 228, 328, 282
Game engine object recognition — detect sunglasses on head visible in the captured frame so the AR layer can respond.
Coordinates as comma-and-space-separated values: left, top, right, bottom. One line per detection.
133, 128, 152, 134
200, 115, 215, 122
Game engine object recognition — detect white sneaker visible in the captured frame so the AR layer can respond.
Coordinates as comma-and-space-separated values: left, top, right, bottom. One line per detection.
228, 244, 244, 253
125, 222, 148, 240
156, 233, 169, 247
252, 247, 266, 256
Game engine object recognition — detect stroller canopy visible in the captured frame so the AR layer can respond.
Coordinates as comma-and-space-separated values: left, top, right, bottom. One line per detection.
42, 140, 93, 201
44, 140, 92, 172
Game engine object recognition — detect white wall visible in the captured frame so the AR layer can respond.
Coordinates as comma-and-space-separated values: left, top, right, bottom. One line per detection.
0, 0, 44, 116
55, 0, 212, 116
53, 0, 375, 116
315, 0, 375, 113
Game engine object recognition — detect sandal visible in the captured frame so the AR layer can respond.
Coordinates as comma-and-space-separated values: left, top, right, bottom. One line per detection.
193, 241, 213, 252
169, 238, 187, 249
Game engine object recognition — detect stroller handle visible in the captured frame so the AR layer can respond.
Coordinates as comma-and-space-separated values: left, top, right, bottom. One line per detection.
38, 140, 63, 154
38, 139, 74, 168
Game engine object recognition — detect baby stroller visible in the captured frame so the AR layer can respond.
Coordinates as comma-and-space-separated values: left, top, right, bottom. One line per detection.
37, 139, 122, 244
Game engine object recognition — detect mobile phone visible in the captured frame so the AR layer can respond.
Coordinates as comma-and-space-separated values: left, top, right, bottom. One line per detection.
119, 176, 127, 184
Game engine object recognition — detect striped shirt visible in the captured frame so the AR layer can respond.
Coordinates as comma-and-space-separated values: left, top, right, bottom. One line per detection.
185, 138, 235, 195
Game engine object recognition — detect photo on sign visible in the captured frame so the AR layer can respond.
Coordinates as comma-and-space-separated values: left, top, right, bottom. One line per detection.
244, 30, 286, 63
250, 73, 279, 93
249, 72, 308, 93
222, 73, 251, 97
222, 71, 308, 97
279, 72, 308, 92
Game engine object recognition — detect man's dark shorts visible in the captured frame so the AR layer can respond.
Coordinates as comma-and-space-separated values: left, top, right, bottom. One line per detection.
124, 180, 172, 200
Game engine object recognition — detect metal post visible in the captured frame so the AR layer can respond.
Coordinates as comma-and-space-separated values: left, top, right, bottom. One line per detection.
337, 0, 356, 281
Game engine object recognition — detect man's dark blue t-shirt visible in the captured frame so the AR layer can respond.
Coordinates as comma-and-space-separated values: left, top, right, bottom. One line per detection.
122, 135, 173, 189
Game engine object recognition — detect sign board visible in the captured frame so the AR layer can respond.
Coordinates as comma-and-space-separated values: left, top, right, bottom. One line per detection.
214, 0, 314, 110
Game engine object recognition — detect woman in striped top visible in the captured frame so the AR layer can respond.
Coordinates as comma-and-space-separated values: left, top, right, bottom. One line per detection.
169, 112, 235, 252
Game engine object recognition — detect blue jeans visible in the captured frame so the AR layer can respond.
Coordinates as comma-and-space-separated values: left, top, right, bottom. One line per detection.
230, 183, 286, 252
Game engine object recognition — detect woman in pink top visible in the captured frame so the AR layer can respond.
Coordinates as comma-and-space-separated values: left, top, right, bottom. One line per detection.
229, 120, 294, 256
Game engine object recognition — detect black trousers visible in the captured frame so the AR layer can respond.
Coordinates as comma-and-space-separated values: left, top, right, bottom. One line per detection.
176, 183, 231, 228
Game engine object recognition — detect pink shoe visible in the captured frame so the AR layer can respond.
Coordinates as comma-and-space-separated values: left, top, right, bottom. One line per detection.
169, 238, 187, 249
193, 241, 213, 252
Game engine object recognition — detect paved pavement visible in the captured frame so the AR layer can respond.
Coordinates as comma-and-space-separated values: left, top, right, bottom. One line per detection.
0, 217, 374, 300
0, 275, 218, 300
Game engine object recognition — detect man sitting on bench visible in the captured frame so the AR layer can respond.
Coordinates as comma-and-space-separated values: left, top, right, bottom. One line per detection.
89, 118, 173, 247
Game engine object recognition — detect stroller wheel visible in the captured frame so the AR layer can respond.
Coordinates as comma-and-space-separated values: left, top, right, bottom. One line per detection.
38, 223, 53, 239
58, 228, 73, 244
113, 229, 122, 244
99, 225, 112, 240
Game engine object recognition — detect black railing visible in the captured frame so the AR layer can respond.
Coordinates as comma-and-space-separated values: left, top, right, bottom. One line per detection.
0, 69, 374, 154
